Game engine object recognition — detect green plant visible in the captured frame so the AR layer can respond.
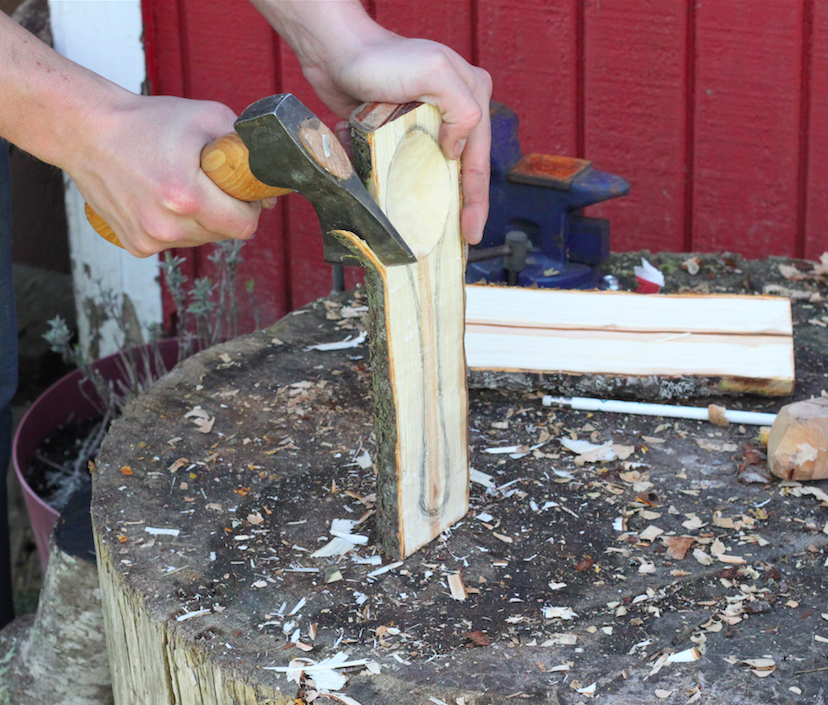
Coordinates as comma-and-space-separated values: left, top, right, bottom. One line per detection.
39, 241, 260, 510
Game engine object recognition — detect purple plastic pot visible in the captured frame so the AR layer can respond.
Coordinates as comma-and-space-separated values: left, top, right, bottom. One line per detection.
13, 340, 181, 572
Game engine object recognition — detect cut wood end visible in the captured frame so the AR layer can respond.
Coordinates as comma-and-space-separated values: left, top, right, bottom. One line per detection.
768, 398, 828, 481
350, 101, 421, 132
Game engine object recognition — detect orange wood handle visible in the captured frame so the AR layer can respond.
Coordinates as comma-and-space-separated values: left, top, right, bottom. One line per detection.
85, 131, 292, 249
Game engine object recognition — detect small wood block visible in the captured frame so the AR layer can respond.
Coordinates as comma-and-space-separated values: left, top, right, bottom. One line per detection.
768, 397, 828, 481
343, 102, 469, 559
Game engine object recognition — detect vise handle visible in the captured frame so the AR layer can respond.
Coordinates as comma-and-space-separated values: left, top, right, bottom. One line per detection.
85, 119, 348, 249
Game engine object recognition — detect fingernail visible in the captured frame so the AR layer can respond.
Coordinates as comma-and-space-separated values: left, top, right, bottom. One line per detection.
454, 138, 467, 159
263, 197, 278, 210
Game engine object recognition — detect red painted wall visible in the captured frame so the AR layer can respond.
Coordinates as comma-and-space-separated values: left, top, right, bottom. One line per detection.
142, 0, 828, 328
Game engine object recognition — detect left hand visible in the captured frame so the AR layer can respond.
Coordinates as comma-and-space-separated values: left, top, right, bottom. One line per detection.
304, 35, 492, 245
252, 0, 492, 244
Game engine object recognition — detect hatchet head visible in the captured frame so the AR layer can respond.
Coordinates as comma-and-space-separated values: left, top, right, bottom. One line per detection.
234, 94, 415, 267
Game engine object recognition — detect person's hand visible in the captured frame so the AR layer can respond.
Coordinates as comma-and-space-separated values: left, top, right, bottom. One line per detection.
306, 35, 492, 245
253, 0, 492, 245
0, 13, 265, 257
64, 92, 264, 258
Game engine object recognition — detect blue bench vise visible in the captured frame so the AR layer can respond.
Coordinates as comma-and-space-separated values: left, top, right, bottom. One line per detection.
466, 102, 630, 289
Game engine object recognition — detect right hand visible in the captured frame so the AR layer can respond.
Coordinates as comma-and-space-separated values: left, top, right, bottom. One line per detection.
65, 92, 265, 257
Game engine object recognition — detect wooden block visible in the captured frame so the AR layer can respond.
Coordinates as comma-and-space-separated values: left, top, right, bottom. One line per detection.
768, 397, 828, 481
340, 102, 469, 559
465, 285, 795, 397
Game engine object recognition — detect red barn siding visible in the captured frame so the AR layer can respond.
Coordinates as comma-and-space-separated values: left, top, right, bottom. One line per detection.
142, 0, 828, 326
582, 0, 690, 253
478, 0, 580, 156
692, 0, 804, 256
806, 0, 828, 260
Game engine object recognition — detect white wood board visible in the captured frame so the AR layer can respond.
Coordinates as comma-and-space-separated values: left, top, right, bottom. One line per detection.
464, 285, 795, 386
465, 285, 793, 336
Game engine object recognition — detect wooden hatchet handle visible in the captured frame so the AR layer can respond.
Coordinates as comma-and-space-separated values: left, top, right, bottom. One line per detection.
85, 131, 292, 249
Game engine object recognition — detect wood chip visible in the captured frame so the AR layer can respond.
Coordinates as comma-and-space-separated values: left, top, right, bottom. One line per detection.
695, 438, 737, 453
742, 658, 776, 677
667, 647, 700, 663
167, 457, 190, 474
541, 634, 577, 646
708, 404, 730, 426
639, 525, 664, 542
448, 572, 467, 601
543, 606, 577, 620
693, 548, 713, 566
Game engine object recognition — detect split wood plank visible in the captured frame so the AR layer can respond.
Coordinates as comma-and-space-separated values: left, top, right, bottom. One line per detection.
465, 285, 794, 396
465, 286, 793, 336
338, 101, 469, 559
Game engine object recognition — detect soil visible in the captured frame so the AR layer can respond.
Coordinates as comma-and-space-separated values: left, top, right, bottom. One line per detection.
92, 253, 828, 704
26, 415, 103, 512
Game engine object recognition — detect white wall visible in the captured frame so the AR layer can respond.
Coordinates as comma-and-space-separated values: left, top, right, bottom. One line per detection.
48, 0, 161, 357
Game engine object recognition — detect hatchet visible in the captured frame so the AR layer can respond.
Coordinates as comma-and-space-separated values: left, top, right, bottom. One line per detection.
85, 93, 415, 267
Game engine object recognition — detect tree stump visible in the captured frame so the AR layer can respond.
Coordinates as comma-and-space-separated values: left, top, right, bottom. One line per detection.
91, 255, 828, 705
0, 535, 111, 705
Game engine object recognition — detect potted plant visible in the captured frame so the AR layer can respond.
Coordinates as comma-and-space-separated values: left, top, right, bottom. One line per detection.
12, 242, 255, 570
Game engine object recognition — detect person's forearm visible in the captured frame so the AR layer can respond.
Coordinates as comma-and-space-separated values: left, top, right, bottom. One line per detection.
0, 13, 126, 171
250, 0, 391, 71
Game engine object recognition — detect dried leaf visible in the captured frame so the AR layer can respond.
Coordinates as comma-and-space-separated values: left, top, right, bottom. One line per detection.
574, 555, 594, 572
462, 630, 490, 647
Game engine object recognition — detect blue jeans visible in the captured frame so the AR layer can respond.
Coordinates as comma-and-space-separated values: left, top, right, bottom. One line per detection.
0, 139, 17, 628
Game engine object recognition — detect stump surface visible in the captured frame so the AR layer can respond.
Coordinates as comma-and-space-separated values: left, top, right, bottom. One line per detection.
93, 254, 828, 704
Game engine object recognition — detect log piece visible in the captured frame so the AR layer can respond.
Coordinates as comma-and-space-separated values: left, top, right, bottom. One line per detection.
768, 397, 828, 480
0, 539, 111, 705
89, 277, 828, 705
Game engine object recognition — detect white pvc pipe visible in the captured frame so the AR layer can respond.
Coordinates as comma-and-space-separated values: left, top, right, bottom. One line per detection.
542, 395, 777, 426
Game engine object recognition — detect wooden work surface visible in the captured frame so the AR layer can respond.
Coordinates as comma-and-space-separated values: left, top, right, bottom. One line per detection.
92, 254, 828, 705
